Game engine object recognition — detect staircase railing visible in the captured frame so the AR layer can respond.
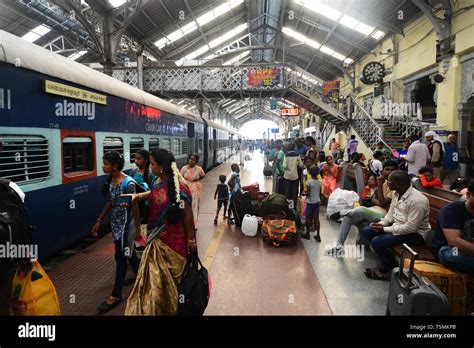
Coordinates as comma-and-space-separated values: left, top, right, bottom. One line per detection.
349, 97, 389, 151
320, 122, 335, 149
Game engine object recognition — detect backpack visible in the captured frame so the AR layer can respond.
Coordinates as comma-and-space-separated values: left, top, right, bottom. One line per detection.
368, 160, 380, 178
0, 179, 32, 261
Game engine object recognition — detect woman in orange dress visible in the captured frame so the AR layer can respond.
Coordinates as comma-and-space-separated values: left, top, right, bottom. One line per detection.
180, 154, 205, 226
322, 155, 340, 199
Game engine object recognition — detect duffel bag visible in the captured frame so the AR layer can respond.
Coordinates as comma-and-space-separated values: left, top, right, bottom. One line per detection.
261, 220, 297, 247
257, 194, 289, 217
242, 183, 260, 200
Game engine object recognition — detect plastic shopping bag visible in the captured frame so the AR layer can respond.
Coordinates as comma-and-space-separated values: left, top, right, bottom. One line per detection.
326, 188, 360, 219
11, 259, 61, 315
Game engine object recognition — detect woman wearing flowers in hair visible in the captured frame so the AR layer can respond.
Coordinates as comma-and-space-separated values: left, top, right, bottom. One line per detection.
121, 149, 197, 315
180, 154, 205, 226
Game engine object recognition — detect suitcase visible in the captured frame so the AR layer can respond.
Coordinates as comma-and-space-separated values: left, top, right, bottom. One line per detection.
230, 191, 253, 227
263, 165, 273, 177
402, 259, 474, 315
242, 183, 260, 200
277, 176, 285, 195
261, 219, 297, 246
386, 244, 449, 316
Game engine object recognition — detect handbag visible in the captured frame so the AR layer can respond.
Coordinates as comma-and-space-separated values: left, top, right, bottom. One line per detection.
177, 252, 210, 316
11, 259, 61, 315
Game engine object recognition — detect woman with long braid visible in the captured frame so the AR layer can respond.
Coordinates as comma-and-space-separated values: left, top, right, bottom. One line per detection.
122, 149, 197, 315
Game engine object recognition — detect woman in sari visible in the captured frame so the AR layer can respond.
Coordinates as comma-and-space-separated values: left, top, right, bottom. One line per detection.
180, 154, 205, 226
322, 155, 340, 199
123, 149, 197, 315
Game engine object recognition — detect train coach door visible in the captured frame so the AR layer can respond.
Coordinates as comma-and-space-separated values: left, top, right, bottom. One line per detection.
187, 122, 195, 156
213, 129, 217, 164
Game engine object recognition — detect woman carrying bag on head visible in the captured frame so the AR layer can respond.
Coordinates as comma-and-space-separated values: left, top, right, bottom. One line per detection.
122, 149, 197, 315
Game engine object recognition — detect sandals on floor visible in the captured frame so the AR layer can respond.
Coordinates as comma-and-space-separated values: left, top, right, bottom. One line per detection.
364, 267, 391, 281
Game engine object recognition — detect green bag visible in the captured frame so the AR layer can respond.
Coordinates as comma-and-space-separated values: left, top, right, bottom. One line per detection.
257, 194, 290, 217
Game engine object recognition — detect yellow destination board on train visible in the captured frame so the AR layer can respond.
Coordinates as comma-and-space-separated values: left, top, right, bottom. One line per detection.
44, 80, 107, 105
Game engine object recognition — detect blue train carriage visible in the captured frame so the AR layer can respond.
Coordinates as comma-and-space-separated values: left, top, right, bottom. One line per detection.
0, 30, 208, 259
202, 118, 237, 170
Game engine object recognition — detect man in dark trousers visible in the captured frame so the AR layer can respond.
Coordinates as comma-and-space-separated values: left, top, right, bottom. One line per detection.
361, 170, 430, 280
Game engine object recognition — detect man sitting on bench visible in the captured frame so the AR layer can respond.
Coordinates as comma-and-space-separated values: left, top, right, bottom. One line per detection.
362, 170, 431, 280
431, 179, 474, 276
325, 160, 398, 257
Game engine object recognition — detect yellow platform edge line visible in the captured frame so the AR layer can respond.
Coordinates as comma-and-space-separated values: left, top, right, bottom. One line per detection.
202, 222, 227, 270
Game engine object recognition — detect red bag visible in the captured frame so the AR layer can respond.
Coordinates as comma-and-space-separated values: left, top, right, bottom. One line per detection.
242, 182, 260, 199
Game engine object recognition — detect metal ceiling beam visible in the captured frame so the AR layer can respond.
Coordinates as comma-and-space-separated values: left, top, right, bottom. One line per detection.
162, 11, 247, 59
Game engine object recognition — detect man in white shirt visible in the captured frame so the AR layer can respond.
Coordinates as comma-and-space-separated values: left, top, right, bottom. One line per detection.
361, 170, 430, 280
406, 134, 430, 178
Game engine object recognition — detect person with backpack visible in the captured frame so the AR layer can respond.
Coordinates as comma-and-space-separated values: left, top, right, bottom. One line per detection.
227, 163, 241, 225
0, 179, 30, 315
92, 151, 141, 314
368, 151, 384, 178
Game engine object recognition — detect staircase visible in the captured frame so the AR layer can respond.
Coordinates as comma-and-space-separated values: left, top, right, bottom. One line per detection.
374, 118, 406, 151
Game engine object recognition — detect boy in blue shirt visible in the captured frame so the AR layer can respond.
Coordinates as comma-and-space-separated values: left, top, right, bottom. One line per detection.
301, 165, 322, 242
214, 175, 229, 225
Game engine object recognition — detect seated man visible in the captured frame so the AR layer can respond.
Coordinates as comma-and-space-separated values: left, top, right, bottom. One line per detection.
325, 160, 398, 256
431, 179, 474, 276
362, 170, 431, 280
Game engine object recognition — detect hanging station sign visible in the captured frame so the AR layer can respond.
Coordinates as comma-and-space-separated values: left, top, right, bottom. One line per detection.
248, 68, 281, 87
322, 80, 340, 100
280, 108, 300, 116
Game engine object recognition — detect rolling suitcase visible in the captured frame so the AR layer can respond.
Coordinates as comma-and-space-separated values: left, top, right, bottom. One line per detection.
386, 244, 449, 316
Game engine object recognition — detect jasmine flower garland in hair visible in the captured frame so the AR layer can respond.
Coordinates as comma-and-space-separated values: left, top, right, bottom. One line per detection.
171, 162, 181, 204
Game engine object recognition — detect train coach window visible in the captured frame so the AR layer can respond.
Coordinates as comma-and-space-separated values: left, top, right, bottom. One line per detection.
0, 136, 50, 185
129, 137, 144, 163
198, 139, 203, 152
63, 137, 94, 175
182, 139, 189, 155
172, 138, 181, 155
103, 137, 123, 155
162, 138, 171, 152
149, 138, 160, 152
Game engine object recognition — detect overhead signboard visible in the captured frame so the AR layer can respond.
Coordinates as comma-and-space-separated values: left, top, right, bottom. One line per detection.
248, 68, 281, 87
271, 128, 279, 133
322, 80, 340, 101
280, 108, 300, 116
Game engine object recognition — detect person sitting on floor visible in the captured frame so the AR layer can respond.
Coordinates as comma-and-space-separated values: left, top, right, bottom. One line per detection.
431, 179, 474, 276
362, 170, 431, 281
416, 166, 443, 188
325, 160, 398, 257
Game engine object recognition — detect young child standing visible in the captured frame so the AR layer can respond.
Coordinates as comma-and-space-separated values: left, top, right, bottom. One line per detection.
301, 165, 322, 242
92, 151, 141, 314
227, 163, 241, 225
214, 175, 229, 225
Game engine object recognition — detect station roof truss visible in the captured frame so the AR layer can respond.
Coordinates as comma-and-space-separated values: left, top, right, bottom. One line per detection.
0, 0, 422, 127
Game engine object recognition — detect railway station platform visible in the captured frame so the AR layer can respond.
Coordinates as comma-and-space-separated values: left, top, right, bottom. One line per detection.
44, 150, 389, 316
